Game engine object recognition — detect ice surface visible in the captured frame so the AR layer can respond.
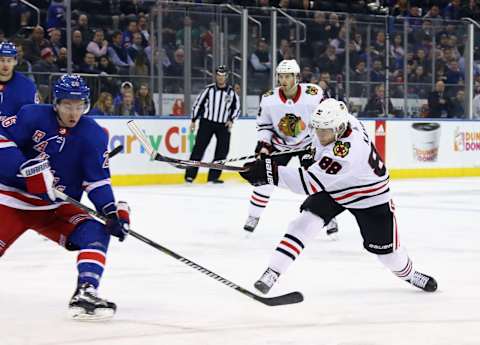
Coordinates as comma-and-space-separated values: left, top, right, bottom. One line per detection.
2, 178, 480, 345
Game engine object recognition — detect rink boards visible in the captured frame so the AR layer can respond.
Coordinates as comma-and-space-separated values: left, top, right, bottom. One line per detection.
93, 117, 480, 185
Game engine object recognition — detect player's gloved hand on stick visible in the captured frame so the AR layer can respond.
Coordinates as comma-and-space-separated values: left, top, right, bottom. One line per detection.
254, 141, 273, 159
19, 158, 56, 201
239, 158, 278, 187
103, 201, 131, 242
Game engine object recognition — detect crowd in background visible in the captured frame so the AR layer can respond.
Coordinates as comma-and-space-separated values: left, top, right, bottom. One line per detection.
1, 0, 480, 118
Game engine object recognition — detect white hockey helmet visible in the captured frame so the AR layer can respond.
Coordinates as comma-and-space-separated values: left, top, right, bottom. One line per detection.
276, 59, 300, 85
310, 99, 349, 140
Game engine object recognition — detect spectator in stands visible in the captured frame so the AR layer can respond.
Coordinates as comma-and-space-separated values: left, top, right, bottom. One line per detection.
87, 29, 108, 58
371, 31, 386, 60
428, 80, 451, 118
306, 11, 330, 58
127, 32, 144, 61
445, 60, 464, 86
449, 89, 465, 118
137, 15, 150, 42
78, 51, 101, 74
330, 26, 347, 56
424, 5, 443, 29
326, 13, 341, 40
444, 0, 462, 20
47, 0, 65, 29
24, 26, 49, 63
98, 55, 118, 75
391, 0, 408, 17
74, 14, 92, 43
122, 19, 138, 48
56, 47, 68, 73
135, 83, 156, 116
114, 81, 134, 107
14, 43, 33, 80
317, 45, 342, 77
32, 47, 59, 86
250, 37, 272, 73
370, 59, 385, 83
115, 90, 138, 116
90, 92, 114, 115
461, 0, 480, 21
473, 87, 480, 118
108, 30, 134, 74
351, 59, 367, 97
72, 30, 86, 67
277, 39, 292, 62
175, 17, 201, 49
130, 51, 149, 86
300, 66, 315, 83
164, 48, 185, 92
362, 84, 396, 118
48, 28, 63, 57
120, 0, 149, 16
410, 65, 431, 98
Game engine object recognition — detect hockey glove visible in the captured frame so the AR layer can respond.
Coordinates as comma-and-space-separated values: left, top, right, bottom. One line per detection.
103, 201, 130, 242
254, 141, 274, 158
300, 147, 316, 169
19, 158, 56, 201
239, 158, 278, 187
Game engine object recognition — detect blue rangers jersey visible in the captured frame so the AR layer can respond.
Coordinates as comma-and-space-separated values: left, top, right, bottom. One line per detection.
0, 71, 38, 116
0, 104, 114, 211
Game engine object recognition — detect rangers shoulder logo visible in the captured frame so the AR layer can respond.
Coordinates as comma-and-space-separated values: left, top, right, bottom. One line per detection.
1, 115, 17, 128
333, 141, 351, 158
306, 85, 319, 96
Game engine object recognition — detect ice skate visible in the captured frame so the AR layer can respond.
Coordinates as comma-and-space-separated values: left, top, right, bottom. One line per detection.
407, 271, 438, 292
68, 283, 116, 321
243, 216, 260, 233
254, 268, 280, 294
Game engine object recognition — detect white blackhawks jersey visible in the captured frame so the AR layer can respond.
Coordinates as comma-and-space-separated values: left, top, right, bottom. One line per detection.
257, 83, 325, 151
277, 115, 391, 209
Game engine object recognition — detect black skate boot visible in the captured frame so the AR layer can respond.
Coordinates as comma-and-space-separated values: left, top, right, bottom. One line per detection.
243, 216, 260, 232
325, 218, 339, 239
68, 283, 117, 321
254, 268, 280, 294
407, 271, 438, 292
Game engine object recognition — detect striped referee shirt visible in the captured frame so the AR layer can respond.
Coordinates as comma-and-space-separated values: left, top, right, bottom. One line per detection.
192, 83, 241, 123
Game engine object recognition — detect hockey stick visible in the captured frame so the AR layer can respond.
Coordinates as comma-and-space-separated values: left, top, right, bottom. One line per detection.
213, 147, 312, 164
54, 189, 304, 307
108, 145, 124, 159
127, 120, 246, 172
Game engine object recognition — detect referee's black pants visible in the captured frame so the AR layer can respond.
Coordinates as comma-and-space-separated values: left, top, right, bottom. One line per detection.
185, 118, 231, 182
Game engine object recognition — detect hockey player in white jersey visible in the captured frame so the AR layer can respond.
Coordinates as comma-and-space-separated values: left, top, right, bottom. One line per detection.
243, 59, 338, 236
240, 99, 438, 294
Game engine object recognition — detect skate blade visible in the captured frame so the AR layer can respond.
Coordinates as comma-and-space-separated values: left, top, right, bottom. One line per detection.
68, 307, 115, 321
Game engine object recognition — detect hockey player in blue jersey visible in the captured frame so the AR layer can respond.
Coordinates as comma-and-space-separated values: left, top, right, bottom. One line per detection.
0, 74, 130, 320
0, 41, 38, 115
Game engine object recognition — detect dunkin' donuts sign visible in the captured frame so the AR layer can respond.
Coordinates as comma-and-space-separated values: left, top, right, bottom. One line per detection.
453, 127, 480, 152
411, 122, 441, 162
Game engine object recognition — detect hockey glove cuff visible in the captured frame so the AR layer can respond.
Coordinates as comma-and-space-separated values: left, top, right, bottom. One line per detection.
19, 158, 56, 201
103, 201, 130, 242
254, 141, 274, 158
239, 158, 278, 187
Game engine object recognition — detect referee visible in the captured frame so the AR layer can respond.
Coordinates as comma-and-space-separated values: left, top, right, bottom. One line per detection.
185, 65, 240, 184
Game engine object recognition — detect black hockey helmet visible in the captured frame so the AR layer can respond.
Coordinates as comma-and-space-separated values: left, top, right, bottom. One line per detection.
215, 65, 228, 76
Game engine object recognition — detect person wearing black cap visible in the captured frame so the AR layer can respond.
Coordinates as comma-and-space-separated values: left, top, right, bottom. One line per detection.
185, 65, 241, 184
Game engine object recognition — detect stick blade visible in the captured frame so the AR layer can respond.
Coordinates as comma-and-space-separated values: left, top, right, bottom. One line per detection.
256, 291, 304, 306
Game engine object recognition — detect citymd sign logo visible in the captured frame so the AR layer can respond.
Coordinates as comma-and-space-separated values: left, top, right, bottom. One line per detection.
454, 127, 480, 152
109, 125, 196, 155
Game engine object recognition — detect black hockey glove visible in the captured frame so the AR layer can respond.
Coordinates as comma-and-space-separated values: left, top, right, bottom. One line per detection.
239, 158, 278, 187
300, 147, 316, 169
254, 141, 274, 158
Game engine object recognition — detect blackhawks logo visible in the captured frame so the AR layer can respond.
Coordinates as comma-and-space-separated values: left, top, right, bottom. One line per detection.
262, 89, 274, 97
306, 85, 319, 95
333, 141, 350, 158
278, 113, 306, 137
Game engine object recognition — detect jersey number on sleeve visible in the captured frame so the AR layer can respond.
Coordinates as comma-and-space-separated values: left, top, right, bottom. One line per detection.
368, 143, 386, 177
319, 156, 342, 175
